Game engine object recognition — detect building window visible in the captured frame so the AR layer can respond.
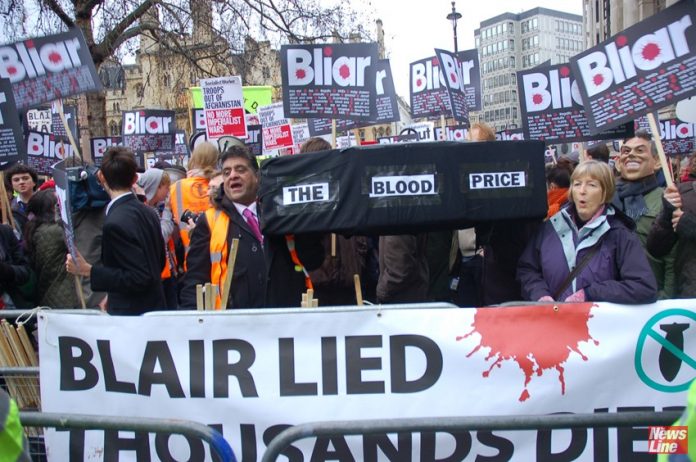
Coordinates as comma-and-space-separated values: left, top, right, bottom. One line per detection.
508, 22, 514, 33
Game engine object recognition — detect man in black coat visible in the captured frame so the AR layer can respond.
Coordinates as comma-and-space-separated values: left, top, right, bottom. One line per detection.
66, 147, 166, 315
180, 145, 324, 309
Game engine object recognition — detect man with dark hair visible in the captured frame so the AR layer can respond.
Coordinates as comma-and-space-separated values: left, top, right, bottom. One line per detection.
4, 163, 38, 237
66, 147, 166, 314
181, 145, 324, 308
611, 129, 675, 298
585, 142, 611, 163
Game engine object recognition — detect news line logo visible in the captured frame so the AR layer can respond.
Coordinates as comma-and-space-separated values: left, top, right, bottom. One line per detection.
648, 426, 688, 454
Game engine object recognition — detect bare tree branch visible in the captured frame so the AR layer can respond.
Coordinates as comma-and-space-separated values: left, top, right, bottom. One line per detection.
40, 0, 74, 28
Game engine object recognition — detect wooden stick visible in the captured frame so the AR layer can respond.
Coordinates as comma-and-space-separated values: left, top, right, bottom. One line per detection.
219, 238, 240, 310
0, 324, 23, 407
74, 275, 86, 309
1, 321, 37, 409
312, 298, 319, 307
331, 234, 336, 257
204, 283, 212, 310
16, 324, 37, 367
331, 119, 337, 148
306, 289, 314, 309
196, 284, 204, 310
647, 113, 675, 188
0, 172, 16, 229
56, 100, 83, 163
354, 274, 364, 306
301, 293, 308, 308
440, 115, 446, 140
352, 128, 361, 146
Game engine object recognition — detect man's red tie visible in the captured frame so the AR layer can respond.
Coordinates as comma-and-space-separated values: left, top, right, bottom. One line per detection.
243, 208, 264, 244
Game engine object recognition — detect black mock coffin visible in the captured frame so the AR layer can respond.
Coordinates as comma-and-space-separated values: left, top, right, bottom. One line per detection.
258, 141, 548, 236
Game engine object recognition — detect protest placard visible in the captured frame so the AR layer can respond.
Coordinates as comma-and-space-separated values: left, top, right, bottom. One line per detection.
90, 136, 123, 166
291, 122, 310, 153
0, 29, 102, 109
378, 133, 420, 144
0, 78, 26, 164
122, 109, 176, 153
635, 115, 696, 156
306, 60, 401, 136
259, 102, 293, 154
434, 49, 470, 124
244, 124, 263, 156
518, 62, 634, 142
496, 129, 525, 141
434, 125, 469, 142
570, 0, 696, 133
51, 104, 78, 140
281, 43, 378, 120
410, 55, 451, 118
457, 48, 482, 111
26, 130, 72, 174
25, 107, 51, 132
200, 76, 247, 139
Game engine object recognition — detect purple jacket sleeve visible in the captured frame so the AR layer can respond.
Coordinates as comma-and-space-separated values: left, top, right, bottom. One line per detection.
583, 230, 658, 304
516, 225, 554, 302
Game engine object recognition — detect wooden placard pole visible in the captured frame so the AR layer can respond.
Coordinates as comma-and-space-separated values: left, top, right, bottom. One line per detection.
0, 172, 14, 229
331, 119, 338, 257
354, 274, 364, 306
440, 115, 446, 140
55, 100, 83, 163
219, 238, 240, 310
196, 284, 204, 310
647, 113, 675, 188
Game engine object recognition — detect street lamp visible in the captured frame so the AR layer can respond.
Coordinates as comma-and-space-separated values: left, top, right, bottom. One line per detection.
446, 1, 462, 53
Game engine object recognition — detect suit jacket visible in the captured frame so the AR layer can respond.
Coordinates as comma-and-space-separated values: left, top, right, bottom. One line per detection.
181, 194, 324, 308
90, 193, 166, 315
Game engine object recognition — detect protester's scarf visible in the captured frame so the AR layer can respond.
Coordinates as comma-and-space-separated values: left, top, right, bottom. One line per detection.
612, 174, 659, 221
546, 187, 569, 220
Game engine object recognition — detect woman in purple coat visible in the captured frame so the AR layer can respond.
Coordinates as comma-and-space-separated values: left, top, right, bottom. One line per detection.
517, 161, 657, 304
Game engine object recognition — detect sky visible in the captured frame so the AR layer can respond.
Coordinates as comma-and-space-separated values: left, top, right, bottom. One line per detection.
363, 0, 584, 99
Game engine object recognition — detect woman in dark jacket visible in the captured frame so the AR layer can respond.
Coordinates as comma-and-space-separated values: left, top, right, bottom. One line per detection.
0, 222, 30, 308
518, 161, 657, 304
24, 189, 79, 308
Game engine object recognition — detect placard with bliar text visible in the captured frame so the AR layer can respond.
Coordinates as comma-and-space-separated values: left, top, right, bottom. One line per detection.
122, 109, 176, 153
0, 78, 26, 164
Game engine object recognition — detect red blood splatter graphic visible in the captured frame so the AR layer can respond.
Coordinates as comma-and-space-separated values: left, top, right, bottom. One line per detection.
25, 40, 33, 48
416, 78, 423, 87
139, 111, 145, 116
457, 303, 597, 402
126, 124, 133, 131
32, 145, 39, 152
642, 43, 661, 61
559, 66, 570, 77
48, 52, 62, 64
616, 36, 628, 47
455, 132, 462, 138
149, 121, 158, 130
432, 57, 439, 66
339, 64, 351, 80
532, 93, 544, 105
450, 73, 457, 83
593, 74, 604, 86
681, 126, 689, 135
295, 69, 306, 80
6, 66, 16, 76
323, 47, 332, 57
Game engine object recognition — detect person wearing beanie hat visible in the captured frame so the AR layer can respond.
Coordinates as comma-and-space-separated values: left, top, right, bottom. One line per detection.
136, 169, 170, 206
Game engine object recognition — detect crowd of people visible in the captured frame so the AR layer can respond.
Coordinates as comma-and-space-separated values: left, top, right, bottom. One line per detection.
0, 123, 692, 313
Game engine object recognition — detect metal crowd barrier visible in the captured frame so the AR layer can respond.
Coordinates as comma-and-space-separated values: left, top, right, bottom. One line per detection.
260, 411, 683, 462
19, 412, 237, 462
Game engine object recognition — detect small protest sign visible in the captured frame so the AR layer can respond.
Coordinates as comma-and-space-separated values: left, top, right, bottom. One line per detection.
26, 130, 73, 174
122, 109, 176, 153
51, 104, 78, 140
570, 0, 696, 133
259, 102, 294, 154
90, 136, 122, 166
378, 133, 419, 144
245, 124, 263, 156
403, 121, 436, 141
519, 62, 634, 142
292, 123, 310, 153
191, 108, 206, 133
0, 78, 26, 164
457, 49, 482, 111
434, 49, 470, 124
201, 76, 247, 139
410, 56, 451, 118
434, 126, 469, 142
51, 165, 78, 262
0, 29, 102, 109
496, 129, 525, 141
281, 43, 378, 120
26, 107, 52, 132
636, 115, 696, 156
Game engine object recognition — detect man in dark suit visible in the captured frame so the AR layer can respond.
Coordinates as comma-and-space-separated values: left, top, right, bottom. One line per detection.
180, 145, 324, 309
66, 147, 166, 315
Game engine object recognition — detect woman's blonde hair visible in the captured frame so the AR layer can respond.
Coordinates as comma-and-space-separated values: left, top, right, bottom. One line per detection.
187, 142, 219, 178
568, 160, 615, 204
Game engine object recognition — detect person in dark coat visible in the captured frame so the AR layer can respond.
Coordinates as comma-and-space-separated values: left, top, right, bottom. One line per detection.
180, 145, 324, 309
66, 147, 167, 315
518, 160, 657, 304
647, 174, 696, 298
377, 234, 429, 304
0, 223, 30, 309
24, 189, 79, 308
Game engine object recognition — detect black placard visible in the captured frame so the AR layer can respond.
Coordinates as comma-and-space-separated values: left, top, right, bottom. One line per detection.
570, 0, 696, 133
90, 136, 123, 166
434, 49, 470, 125
26, 130, 73, 174
496, 129, 525, 141
0, 28, 102, 109
122, 109, 176, 153
519, 62, 634, 142
0, 78, 26, 164
51, 105, 78, 140
409, 56, 450, 118
457, 49, 482, 111
280, 43, 378, 120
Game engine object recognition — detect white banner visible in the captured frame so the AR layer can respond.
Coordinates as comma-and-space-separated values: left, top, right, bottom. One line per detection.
259, 102, 293, 154
39, 301, 696, 461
